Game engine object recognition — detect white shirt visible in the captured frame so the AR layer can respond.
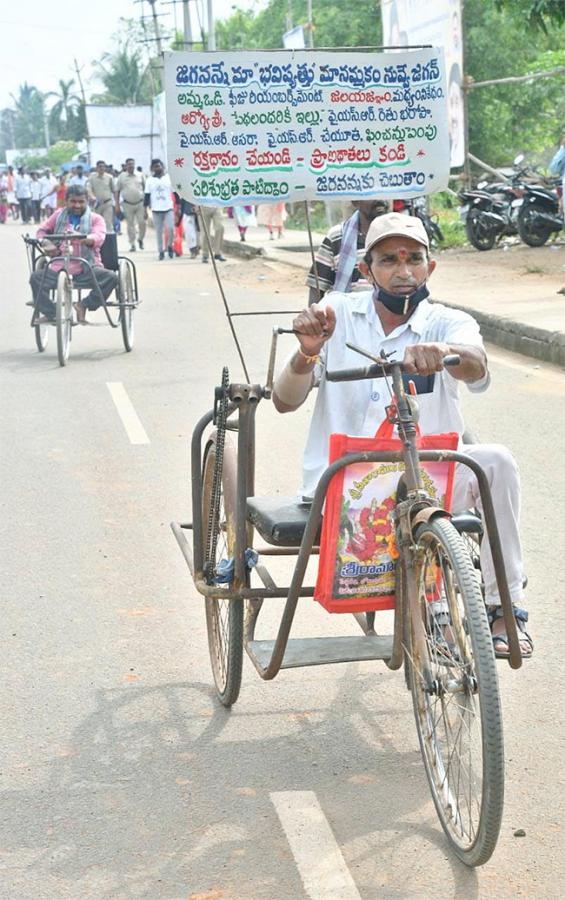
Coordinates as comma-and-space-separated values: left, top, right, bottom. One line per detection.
15, 173, 32, 198
68, 174, 88, 187
30, 179, 42, 200
299, 291, 490, 498
40, 174, 57, 205
145, 173, 173, 212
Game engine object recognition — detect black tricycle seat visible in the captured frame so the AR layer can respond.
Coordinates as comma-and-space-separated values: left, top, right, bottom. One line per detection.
100, 233, 119, 271
246, 497, 483, 548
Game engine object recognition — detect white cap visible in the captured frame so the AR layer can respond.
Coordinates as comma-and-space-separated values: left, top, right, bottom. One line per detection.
365, 211, 429, 253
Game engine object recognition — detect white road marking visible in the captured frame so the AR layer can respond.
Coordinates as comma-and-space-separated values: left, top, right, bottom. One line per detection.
106, 382, 150, 445
271, 791, 361, 900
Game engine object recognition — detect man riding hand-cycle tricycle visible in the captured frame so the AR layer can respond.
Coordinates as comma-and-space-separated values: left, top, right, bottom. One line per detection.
24, 184, 139, 365
172, 211, 531, 866
274, 212, 532, 661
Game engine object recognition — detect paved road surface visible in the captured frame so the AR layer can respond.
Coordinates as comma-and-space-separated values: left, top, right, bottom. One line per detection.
1, 221, 563, 899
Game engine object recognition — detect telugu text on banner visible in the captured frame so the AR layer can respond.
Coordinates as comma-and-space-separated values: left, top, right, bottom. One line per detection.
164, 49, 450, 207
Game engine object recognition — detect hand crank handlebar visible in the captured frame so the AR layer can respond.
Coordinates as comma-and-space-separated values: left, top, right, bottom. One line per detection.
326, 355, 461, 383
23, 233, 88, 245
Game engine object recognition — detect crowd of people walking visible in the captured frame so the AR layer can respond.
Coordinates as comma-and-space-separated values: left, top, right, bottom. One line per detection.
1, 156, 289, 261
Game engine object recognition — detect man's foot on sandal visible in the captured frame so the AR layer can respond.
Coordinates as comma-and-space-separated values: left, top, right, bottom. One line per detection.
488, 606, 533, 659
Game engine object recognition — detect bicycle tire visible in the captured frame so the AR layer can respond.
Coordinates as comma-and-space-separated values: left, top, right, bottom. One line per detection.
32, 257, 49, 352
35, 322, 49, 352
56, 270, 72, 367
406, 516, 503, 866
119, 260, 135, 352
202, 435, 243, 707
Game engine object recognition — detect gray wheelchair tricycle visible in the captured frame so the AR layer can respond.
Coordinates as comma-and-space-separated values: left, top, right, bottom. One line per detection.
24, 232, 140, 366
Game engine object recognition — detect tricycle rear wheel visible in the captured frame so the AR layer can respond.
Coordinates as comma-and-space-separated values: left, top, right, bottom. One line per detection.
119, 259, 135, 351
202, 435, 243, 707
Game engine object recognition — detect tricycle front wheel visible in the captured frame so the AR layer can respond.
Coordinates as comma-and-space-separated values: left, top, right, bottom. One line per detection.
35, 321, 49, 352
202, 435, 243, 707
56, 270, 72, 366
407, 517, 504, 866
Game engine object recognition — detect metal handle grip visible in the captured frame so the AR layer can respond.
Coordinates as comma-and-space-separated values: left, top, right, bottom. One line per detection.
326, 355, 460, 383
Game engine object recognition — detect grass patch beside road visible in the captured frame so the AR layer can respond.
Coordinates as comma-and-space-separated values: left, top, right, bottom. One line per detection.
285, 195, 468, 250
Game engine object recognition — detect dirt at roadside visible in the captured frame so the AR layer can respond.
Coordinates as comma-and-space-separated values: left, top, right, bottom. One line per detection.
236, 238, 565, 334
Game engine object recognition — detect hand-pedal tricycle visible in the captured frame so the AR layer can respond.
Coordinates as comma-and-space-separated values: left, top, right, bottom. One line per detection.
23, 232, 140, 366
171, 335, 523, 866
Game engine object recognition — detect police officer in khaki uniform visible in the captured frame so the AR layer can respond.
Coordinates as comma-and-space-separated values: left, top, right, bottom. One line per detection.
87, 160, 115, 232
115, 158, 147, 251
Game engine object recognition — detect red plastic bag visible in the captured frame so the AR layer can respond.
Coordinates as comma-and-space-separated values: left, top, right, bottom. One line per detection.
314, 419, 459, 613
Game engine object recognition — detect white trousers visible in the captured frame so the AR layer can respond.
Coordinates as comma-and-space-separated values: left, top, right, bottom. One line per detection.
182, 213, 198, 250
451, 444, 525, 607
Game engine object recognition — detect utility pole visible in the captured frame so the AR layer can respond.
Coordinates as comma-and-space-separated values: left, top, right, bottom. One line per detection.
73, 58, 88, 107
286, 0, 293, 31
183, 0, 193, 48
73, 57, 89, 156
148, 0, 164, 55
461, 0, 471, 186
43, 107, 51, 149
207, 0, 216, 51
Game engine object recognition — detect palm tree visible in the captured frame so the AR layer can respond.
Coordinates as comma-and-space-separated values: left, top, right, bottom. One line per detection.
48, 79, 82, 140
10, 83, 47, 148
92, 46, 153, 104
0, 108, 17, 151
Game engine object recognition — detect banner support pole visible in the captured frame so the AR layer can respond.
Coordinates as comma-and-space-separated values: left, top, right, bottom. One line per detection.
303, 200, 322, 306
198, 208, 250, 382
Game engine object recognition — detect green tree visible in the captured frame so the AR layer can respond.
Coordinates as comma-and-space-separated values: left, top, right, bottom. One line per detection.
496, 0, 565, 32
90, 17, 162, 104
10, 83, 47, 148
91, 46, 154, 104
464, 0, 565, 166
0, 108, 17, 161
217, 1, 381, 50
47, 79, 86, 142
217, 0, 565, 168
14, 140, 80, 172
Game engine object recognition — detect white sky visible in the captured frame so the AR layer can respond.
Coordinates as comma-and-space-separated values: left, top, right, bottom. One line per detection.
0, 0, 265, 109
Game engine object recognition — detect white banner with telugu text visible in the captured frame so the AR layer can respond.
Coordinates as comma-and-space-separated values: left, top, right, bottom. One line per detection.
164, 49, 450, 206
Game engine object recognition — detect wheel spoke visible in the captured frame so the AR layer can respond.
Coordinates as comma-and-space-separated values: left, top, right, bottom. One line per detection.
203, 434, 243, 707
407, 518, 502, 863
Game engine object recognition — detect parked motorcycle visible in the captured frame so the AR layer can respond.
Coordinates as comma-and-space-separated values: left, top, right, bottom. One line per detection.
458, 158, 527, 251
517, 178, 563, 247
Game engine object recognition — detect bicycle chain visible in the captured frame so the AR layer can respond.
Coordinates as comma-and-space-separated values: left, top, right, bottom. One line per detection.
204, 366, 229, 583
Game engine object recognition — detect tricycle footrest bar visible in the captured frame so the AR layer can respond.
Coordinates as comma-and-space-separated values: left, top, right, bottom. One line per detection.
247, 635, 393, 669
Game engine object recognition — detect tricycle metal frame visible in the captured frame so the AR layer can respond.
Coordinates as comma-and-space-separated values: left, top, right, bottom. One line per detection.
24, 234, 140, 331
171, 379, 523, 675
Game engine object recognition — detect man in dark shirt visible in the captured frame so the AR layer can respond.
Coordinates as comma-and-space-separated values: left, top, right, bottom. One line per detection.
307, 199, 389, 304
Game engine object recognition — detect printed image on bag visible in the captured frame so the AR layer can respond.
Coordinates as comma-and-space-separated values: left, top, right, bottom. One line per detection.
315, 420, 458, 614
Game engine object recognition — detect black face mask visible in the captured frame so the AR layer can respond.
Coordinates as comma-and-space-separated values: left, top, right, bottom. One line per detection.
375, 281, 429, 315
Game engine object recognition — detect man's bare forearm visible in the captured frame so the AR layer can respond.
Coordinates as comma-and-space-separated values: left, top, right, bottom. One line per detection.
446, 344, 488, 383
272, 350, 317, 412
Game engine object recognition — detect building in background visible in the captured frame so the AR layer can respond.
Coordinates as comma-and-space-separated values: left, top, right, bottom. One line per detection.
6, 148, 48, 168
85, 105, 164, 172
381, 0, 464, 168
